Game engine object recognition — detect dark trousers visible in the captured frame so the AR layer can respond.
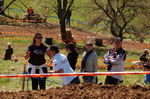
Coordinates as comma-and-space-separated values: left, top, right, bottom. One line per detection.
82, 76, 98, 84
70, 77, 80, 84
31, 77, 46, 90
105, 76, 123, 85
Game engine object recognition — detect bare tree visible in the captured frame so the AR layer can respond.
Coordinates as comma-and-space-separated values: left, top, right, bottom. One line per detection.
56, 0, 74, 42
91, 0, 149, 39
0, 0, 4, 15
0, 0, 16, 16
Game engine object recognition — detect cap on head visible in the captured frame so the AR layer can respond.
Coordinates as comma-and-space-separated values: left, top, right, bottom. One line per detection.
113, 37, 122, 42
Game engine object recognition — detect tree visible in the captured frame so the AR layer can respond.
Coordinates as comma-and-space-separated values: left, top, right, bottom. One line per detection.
37, 0, 74, 43
91, 0, 150, 39
56, 0, 74, 43
0, 0, 5, 15
0, 0, 16, 16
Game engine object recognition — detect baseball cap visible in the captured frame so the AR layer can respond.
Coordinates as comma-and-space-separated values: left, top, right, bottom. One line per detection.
113, 37, 122, 42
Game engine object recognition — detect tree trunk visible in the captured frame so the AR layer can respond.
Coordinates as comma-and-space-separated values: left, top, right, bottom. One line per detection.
0, 0, 5, 15
60, 18, 67, 42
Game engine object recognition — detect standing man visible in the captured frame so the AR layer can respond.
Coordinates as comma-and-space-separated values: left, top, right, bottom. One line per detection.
81, 41, 98, 83
103, 37, 126, 85
48, 45, 80, 86
3, 43, 13, 60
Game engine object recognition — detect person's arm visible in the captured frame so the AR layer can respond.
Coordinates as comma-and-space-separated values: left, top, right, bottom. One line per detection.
104, 50, 110, 60
93, 54, 98, 72
109, 52, 126, 65
46, 50, 50, 58
24, 51, 30, 59
53, 60, 64, 73
54, 69, 64, 73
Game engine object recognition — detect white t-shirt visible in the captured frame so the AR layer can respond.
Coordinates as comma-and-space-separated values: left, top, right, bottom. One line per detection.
53, 53, 76, 85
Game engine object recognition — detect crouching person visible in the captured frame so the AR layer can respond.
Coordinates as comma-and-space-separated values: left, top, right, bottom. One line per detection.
48, 45, 80, 86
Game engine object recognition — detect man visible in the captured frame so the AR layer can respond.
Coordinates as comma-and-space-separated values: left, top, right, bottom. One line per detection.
81, 41, 98, 83
140, 49, 149, 64
27, 7, 34, 16
48, 45, 80, 86
3, 43, 13, 60
103, 37, 126, 85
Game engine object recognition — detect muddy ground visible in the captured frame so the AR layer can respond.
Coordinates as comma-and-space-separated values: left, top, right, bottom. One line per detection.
0, 83, 150, 99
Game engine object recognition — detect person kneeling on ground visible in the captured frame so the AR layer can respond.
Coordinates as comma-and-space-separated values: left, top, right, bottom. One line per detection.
48, 45, 80, 86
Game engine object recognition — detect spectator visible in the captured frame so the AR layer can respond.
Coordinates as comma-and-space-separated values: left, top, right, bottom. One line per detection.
3, 43, 13, 60
143, 61, 150, 84
142, 50, 150, 84
48, 45, 80, 86
140, 49, 149, 64
104, 37, 126, 85
27, 7, 34, 16
24, 33, 48, 90
66, 42, 79, 70
81, 41, 98, 83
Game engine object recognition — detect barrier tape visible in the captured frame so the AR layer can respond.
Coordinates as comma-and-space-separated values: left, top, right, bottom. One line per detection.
0, 37, 32, 40
0, 71, 150, 78
0, 30, 150, 47
0, 17, 46, 23
0, 31, 34, 36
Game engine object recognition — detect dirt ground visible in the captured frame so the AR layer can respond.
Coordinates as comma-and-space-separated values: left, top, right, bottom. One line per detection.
0, 83, 150, 99
0, 24, 149, 52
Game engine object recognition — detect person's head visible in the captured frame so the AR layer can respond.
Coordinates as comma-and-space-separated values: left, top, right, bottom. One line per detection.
33, 33, 43, 45
66, 42, 76, 52
48, 45, 59, 57
86, 41, 94, 52
113, 37, 122, 50
7, 42, 11, 48
143, 49, 149, 55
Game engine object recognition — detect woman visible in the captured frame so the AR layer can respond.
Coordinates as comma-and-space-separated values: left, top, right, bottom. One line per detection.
24, 33, 48, 90
66, 42, 79, 70
81, 41, 98, 83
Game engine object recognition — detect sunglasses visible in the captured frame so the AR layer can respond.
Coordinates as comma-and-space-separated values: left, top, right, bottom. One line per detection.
35, 37, 43, 39
86, 44, 93, 46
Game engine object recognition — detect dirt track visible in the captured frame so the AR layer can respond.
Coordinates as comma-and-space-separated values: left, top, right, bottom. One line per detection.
0, 83, 150, 99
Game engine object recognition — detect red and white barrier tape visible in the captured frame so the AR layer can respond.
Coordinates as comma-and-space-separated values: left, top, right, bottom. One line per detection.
0, 71, 150, 78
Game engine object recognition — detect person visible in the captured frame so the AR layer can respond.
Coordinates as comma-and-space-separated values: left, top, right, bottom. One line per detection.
81, 41, 98, 83
66, 10, 72, 26
24, 33, 48, 90
27, 7, 34, 16
142, 50, 150, 84
140, 49, 149, 64
103, 37, 126, 85
143, 60, 150, 84
66, 42, 79, 70
3, 43, 13, 60
48, 45, 80, 86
